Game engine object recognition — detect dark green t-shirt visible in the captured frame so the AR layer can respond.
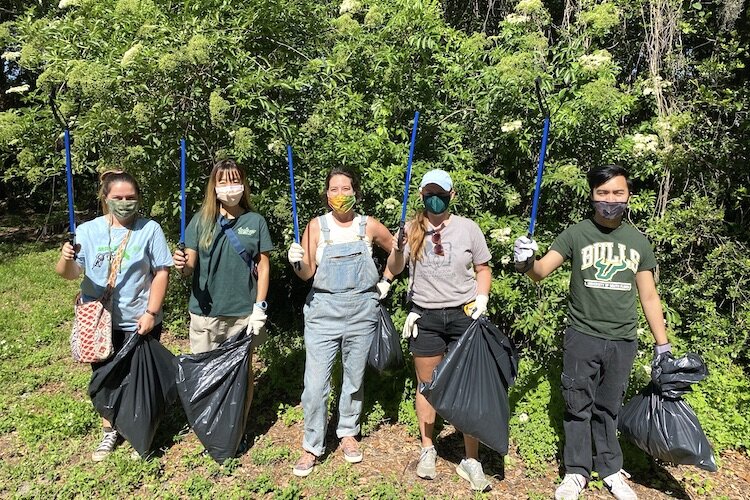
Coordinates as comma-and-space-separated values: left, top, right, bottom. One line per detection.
185, 211, 274, 317
550, 219, 657, 340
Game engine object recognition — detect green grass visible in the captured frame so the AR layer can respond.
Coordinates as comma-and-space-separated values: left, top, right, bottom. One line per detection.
2, 242, 747, 499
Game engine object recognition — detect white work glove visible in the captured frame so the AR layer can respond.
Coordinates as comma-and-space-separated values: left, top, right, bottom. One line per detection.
469, 294, 489, 320
287, 242, 304, 265
247, 304, 267, 336
376, 279, 391, 300
402, 312, 421, 339
513, 236, 538, 273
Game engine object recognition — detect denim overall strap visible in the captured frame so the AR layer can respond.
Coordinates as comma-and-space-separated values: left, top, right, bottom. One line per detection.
357, 214, 367, 241
318, 215, 333, 244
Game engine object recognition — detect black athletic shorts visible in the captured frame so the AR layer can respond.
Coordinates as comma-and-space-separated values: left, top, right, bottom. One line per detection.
408, 304, 472, 357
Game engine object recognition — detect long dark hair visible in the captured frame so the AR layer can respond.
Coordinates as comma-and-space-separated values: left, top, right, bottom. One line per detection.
198, 159, 253, 250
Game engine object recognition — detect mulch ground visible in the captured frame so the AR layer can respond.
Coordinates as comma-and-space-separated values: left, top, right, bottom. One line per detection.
157, 331, 750, 499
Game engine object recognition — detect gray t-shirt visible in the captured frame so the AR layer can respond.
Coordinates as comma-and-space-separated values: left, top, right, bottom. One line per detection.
405, 215, 492, 308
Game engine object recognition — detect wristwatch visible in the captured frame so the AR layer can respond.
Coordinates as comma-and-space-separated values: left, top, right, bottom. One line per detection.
255, 301, 268, 312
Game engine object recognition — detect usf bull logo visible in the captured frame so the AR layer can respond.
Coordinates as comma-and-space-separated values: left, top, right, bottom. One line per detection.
581, 242, 640, 291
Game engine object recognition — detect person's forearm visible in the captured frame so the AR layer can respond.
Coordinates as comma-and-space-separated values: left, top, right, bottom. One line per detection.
476, 266, 491, 295
387, 250, 406, 277
256, 258, 270, 302
146, 270, 169, 314
643, 295, 668, 345
55, 257, 81, 280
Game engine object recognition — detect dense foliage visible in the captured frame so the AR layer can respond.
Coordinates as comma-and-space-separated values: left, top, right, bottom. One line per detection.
1, 0, 748, 468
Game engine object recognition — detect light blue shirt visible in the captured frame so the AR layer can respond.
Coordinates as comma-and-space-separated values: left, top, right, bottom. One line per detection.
75, 216, 173, 330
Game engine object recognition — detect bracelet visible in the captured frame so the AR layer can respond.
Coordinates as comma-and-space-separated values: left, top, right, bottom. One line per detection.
145, 309, 158, 317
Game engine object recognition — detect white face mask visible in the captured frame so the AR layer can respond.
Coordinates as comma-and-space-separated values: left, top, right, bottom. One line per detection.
215, 184, 244, 207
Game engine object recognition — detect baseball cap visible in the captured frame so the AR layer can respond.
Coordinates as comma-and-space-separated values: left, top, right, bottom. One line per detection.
419, 169, 453, 191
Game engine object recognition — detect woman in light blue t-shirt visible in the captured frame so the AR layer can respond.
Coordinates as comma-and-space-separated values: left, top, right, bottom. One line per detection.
56, 170, 173, 462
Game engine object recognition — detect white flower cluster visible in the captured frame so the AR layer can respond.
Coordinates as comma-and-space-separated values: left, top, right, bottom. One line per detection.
267, 139, 285, 156
501, 120, 522, 133
5, 84, 30, 94
58, 0, 80, 8
504, 191, 521, 208
339, 0, 361, 14
501, 255, 511, 265
490, 227, 512, 243
516, 0, 543, 14
578, 50, 611, 71
505, 13, 530, 24
642, 76, 672, 96
382, 197, 400, 212
121, 43, 142, 67
632, 133, 659, 155
2, 51, 21, 62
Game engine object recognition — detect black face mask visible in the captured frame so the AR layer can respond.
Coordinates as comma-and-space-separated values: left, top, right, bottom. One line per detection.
592, 200, 627, 220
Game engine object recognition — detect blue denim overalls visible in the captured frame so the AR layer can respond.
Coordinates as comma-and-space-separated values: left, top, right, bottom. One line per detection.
301, 214, 379, 456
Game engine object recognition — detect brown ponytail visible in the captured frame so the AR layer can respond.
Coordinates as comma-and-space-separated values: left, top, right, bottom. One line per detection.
406, 210, 429, 262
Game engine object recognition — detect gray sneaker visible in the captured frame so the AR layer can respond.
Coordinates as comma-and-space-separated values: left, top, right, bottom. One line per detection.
555, 473, 587, 500
416, 446, 437, 479
603, 470, 637, 500
456, 458, 491, 492
92, 429, 119, 462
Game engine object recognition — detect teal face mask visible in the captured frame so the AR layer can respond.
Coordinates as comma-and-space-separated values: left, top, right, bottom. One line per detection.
106, 199, 139, 220
424, 194, 450, 214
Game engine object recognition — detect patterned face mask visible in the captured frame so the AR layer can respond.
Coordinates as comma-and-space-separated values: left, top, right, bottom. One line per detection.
592, 200, 627, 220
328, 194, 356, 214
215, 184, 244, 207
106, 199, 139, 220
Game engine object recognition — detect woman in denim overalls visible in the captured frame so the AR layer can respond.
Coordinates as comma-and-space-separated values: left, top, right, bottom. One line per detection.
287, 168, 394, 477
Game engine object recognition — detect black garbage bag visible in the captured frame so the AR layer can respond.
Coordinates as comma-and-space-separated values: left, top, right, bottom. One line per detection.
419, 317, 518, 454
368, 304, 404, 373
618, 383, 717, 471
176, 330, 253, 463
651, 352, 709, 399
88, 333, 178, 457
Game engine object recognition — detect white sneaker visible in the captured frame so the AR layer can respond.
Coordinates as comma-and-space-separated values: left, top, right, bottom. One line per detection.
603, 470, 637, 500
92, 429, 119, 462
455, 458, 491, 492
555, 473, 587, 500
416, 446, 437, 479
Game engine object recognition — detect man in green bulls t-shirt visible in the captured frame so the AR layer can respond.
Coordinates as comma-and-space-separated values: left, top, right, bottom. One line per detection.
513, 165, 670, 500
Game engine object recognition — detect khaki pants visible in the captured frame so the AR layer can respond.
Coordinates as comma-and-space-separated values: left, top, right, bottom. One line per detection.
188, 313, 265, 354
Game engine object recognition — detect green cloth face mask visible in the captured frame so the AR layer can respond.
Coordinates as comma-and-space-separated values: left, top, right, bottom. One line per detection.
424, 194, 450, 214
106, 199, 139, 220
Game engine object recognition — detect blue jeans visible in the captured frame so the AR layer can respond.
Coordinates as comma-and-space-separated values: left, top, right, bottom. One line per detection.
300, 223, 378, 456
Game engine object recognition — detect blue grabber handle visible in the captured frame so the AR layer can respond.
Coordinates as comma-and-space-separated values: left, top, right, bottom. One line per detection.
398, 111, 420, 250
64, 129, 76, 255
179, 138, 187, 254
528, 77, 550, 238
287, 145, 301, 271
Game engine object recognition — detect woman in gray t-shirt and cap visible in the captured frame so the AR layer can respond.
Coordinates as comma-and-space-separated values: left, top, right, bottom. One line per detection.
387, 169, 493, 493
